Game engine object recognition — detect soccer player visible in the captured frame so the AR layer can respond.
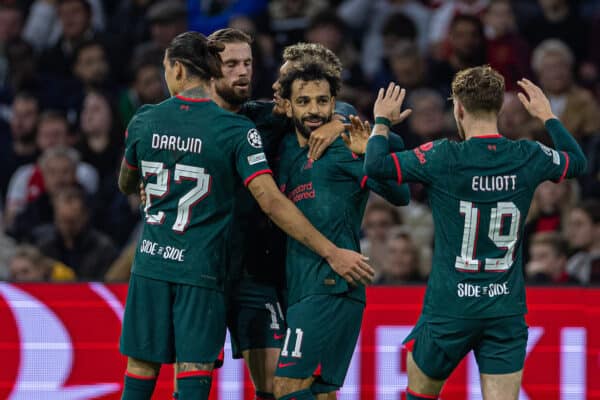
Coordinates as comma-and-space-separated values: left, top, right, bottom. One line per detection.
205, 29, 353, 400
359, 67, 587, 399
117, 31, 373, 400
272, 62, 410, 400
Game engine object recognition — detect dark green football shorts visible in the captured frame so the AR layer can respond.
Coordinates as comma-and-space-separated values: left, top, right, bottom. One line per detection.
226, 278, 286, 359
403, 313, 528, 380
120, 273, 226, 364
274, 294, 364, 392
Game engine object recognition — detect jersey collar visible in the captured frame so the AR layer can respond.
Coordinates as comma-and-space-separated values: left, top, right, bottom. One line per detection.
175, 95, 211, 103
471, 134, 503, 139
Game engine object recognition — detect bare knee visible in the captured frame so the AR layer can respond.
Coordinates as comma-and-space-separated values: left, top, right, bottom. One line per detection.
480, 370, 522, 400
273, 376, 313, 399
406, 352, 445, 396
127, 357, 160, 377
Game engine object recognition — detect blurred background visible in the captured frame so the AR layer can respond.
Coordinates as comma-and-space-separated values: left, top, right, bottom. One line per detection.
0, 0, 599, 287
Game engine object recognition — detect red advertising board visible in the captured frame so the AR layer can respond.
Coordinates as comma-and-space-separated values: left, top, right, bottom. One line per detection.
0, 283, 597, 399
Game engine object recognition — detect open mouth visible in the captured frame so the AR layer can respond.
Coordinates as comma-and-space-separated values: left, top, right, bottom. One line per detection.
304, 119, 324, 128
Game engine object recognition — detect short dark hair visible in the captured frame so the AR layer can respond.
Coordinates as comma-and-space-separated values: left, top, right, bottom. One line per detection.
382, 12, 417, 40
282, 42, 343, 78
73, 39, 105, 62
574, 199, 600, 224
308, 10, 346, 33
279, 62, 341, 100
208, 28, 253, 45
165, 31, 225, 80
451, 65, 505, 115
530, 232, 569, 257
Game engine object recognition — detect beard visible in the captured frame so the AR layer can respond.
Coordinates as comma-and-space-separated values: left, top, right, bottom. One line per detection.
214, 78, 251, 106
293, 113, 332, 139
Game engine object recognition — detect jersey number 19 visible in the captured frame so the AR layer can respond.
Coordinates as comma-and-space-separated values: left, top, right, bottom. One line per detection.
455, 201, 521, 272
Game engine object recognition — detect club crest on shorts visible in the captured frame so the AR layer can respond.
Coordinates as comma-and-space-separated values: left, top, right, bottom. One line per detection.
247, 129, 262, 148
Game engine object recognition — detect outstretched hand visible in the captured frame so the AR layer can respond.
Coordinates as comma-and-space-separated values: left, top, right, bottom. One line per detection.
373, 82, 412, 123
517, 78, 556, 122
341, 115, 371, 155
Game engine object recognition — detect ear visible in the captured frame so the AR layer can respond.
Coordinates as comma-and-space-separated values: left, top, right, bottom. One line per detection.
174, 60, 184, 81
284, 99, 292, 118
330, 96, 336, 107
455, 99, 465, 120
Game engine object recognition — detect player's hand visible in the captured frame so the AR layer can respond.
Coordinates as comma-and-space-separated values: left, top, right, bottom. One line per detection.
139, 182, 147, 206
308, 117, 345, 160
373, 83, 412, 124
326, 248, 374, 286
517, 78, 557, 122
341, 115, 371, 155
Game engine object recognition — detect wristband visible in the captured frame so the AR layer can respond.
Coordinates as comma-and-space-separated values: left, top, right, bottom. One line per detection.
374, 116, 391, 127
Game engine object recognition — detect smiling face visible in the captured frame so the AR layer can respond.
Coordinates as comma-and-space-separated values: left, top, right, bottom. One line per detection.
212, 41, 253, 108
284, 79, 334, 140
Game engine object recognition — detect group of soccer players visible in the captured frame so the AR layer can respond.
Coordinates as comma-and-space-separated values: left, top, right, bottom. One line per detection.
116, 27, 587, 400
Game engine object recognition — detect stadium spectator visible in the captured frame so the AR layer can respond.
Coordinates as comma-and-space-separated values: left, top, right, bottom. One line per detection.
522, 0, 588, 63
77, 90, 122, 182
106, 0, 153, 50
305, 11, 371, 114
565, 200, 600, 284
523, 179, 579, 263
483, 0, 531, 91
34, 185, 117, 280
8, 244, 75, 282
144, 0, 187, 50
337, 0, 430, 80
0, 228, 16, 280
23, 0, 105, 52
7, 145, 80, 242
118, 57, 166, 126
526, 232, 576, 283
498, 91, 537, 140
428, 0, 489, 60
531, 39, 600, 140
0, 4, 24, 84
4, 111, 98, 226
187, 0, 267, 35
0, 92, 40, 202
360, 199, 403, 279
402, 88, 454, 149
429, 15, 487, 99
375, 227, 424, 285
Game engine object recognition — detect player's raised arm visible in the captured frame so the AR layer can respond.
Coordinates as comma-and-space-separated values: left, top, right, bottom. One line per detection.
246, 173, 375, 285
517, 78, 587, 178
363, 83, 413, 180
342, 115, 410, 206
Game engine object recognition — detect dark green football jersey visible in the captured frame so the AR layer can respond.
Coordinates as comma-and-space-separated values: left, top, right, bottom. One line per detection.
123, 95, 272, 290
369, 132, 578, 318
278, 134, 409, 306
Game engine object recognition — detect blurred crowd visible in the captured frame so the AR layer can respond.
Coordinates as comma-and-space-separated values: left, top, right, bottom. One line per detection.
0, 0, 598, 285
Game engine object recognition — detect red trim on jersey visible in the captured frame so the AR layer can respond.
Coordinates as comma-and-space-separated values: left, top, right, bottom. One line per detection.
176, 370, 212, 379
123, 158, 138, 170
406, 388, 438, 399
403, 339, 415, 352
175, 95, 211, 103
471, 134, 502, 139
244, 169, 273, 186
558, 151, 570, 183
125, 372, 156, 381
360, 176, 368, 189
391, 153, 402, 184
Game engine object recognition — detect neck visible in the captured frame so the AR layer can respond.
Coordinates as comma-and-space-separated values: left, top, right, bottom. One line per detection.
178, 84, 210, 99
462, 117, 500, 140
87, 134, 110, 153
13, 137, 37, 156
295, 130, 308, 147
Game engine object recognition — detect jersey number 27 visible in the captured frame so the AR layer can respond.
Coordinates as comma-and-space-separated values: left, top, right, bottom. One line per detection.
142, 160, 211, 233
455, 201, 521, 272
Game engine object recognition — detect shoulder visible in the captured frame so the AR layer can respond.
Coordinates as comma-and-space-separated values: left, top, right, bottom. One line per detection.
240, 100, 275, 116
334, 101, 358, 120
